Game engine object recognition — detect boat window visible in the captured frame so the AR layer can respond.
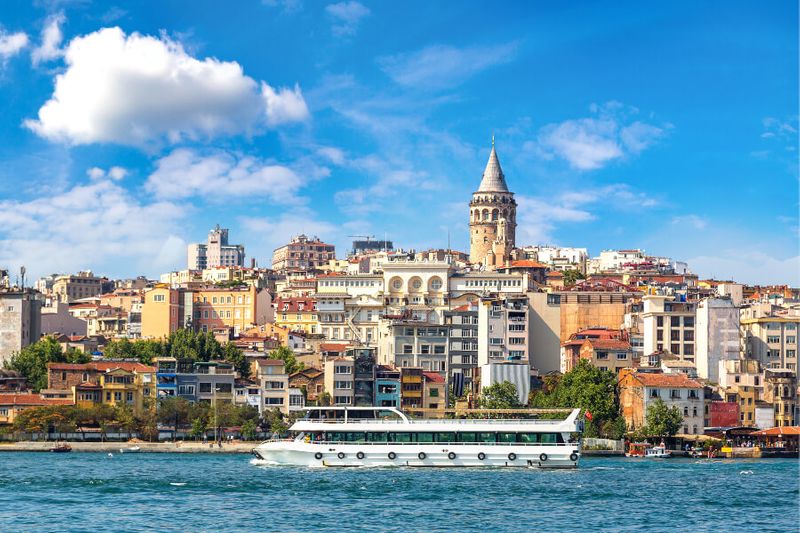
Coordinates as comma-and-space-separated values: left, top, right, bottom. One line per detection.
390, 432, 413, 443
366, 432, 388, 443
344, 432, 366, 442
416, 433, 434, 443
517, 433, 540, 444
498, 433, 516, 443
457, 432, 477, 443
539, 433, 557, 444
478, 432, 496, 443
435, 432, 456, 443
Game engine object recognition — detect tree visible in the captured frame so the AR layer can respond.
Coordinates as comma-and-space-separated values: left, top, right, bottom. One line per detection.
263, 408, 288, 436
530, 360, 623, 438
5, 337, 91, 391
318, 392, 332, 407
190, 417, 208, 441
642, 399, 683, 438
241, 419, 257, 441
479, 381, 522, 409
562, 269, 586, 287
104, 338, 165, 364
223, 342, 250, 379
115, 404, 137, 440
268, 346, 304, 375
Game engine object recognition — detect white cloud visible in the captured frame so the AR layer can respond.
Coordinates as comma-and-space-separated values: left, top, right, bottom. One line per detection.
325, 1, 370, 37
32, 12, 65, 66
86, 165, 127, 181
671, 214, 707, 230
261, 82, 310, 126
379, 42, 518, 89
0, 31, 29, 63
0, 178, 186, 279
25, 27, 309, 146
529, 102, 667, 170
317, 146, 345, 165
145, 148, 309, 204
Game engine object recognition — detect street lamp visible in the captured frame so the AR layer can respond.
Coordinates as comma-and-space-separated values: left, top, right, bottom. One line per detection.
213, 386, 221, 444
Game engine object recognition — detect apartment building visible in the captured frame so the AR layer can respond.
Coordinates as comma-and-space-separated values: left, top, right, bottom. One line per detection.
642, 295, 697, 362
718, 359, 763, 426
0, 288, 42, 364
477, 295, 529, 367
377, 319, 448, 373
51, 271, 105, 303
740, 305, 799, 372
274, 297, 319, 334
316, 274, 384, 345
695, 297, 740, 382
272, 234, 335, 271
578, 338, 634, 374
444, 304, 478, 396
324, 357, 354, 406
187, 225, 245, 270
619, 369, 705, 434
382, 260, 450, 321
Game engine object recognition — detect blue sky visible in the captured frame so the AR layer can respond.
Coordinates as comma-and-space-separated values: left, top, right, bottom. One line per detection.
0, 0, 797, 284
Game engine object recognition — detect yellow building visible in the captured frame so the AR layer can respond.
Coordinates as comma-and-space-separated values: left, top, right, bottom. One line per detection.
192, 285, 270, 335
141, 285, 184, 339
274, 297, 319, 334
141, 284, 271, 339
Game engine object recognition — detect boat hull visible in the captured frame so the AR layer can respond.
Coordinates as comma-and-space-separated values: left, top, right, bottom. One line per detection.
252, 441, 580, 468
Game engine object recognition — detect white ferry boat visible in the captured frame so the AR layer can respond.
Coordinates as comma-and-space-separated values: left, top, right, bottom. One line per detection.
252, 407, 583, 468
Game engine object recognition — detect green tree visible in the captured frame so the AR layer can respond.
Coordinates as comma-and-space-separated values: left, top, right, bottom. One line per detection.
105, 338, 165, 364
190, 416, 208, 440
263, 408, 288, 436
164, 329, 222, 362
318, 391, 332, 406
5, 337, 91, 391
530, 360, 622, 438
223, 342, 250, 379
268, 346, 304, 374
642, 399, 683, 438
479, 381, 522, 409
562, 269, 586, 287
241, 419, 257, 441
115, 404, 137, 440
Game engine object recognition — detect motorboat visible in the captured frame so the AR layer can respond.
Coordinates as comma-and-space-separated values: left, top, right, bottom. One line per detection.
252, 407, 583, 468
49, 443, 72, 453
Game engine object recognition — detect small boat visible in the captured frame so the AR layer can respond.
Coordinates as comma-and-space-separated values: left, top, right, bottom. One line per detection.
126, 446, 141, 452
644, 444, 672, 458
49, 443, 72, 453
625, 442, 648, 457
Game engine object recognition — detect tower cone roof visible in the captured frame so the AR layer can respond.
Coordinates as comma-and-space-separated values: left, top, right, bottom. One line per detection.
476, 138, 509, 193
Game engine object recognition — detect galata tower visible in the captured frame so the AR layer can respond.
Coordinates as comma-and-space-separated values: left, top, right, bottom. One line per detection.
468, 138, 517, 266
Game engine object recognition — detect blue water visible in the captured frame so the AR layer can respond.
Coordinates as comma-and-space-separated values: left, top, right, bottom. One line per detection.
0, 453, 796, 532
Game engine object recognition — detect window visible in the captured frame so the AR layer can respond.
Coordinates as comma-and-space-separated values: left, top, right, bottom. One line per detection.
114, 392, 122, 401
153, 294, 165, 302
616, 352, 628, 360
767, 336, 781, 344
688, 390, 698, 399
671, 330, 681, 342
656, 330, 663, 341
787, 336, 796, 344
671, 343, 680, 354
429, 388, 439, 397
649, 389, 659, 398
508, 337, 525, 345
433, 345, 445, 355
683, 344, 694, 356
787, 350, 796, 359
335, 365, 352, 374
683, 317, 694, 328
656, 316, 663, 327
670, 389, 681, 399
420, 345, 431, 354
334, 381, 352, 390
126, 392, 134, 403
671, 317, 680, 327
683, 330, 694, 342
596, 352, 609, 360
683, 406, 688, 416
199, 383, 212, 393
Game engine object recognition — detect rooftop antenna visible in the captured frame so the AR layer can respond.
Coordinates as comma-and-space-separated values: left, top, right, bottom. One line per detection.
20, 266, 26, 288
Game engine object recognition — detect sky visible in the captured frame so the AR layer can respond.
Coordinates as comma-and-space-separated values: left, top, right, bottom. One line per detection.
0, 0, 797, 285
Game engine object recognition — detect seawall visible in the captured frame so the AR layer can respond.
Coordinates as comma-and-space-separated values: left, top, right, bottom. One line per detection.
0, 441, 255, 453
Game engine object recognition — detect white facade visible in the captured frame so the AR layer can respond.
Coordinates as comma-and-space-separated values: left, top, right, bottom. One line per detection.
642, 295, 697, 361
480, 362, 530, 405
477, 295, 529, 367
188, 226, 245, 270
695, 297, 740, 383
644, 385, 705, 435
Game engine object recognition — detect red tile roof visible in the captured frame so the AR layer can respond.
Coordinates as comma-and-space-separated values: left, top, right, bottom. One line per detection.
586, 339, 631, 350
422, 372, 445, 383
509, 260, 549, 269
274, 297, 317, 312
0, 394, 73, 406
320, 343, 349, 353
630, 372, 703, 388
47, 362, 155, 373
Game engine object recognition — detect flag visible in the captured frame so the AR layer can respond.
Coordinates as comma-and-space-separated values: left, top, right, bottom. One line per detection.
584, 411, 593, 421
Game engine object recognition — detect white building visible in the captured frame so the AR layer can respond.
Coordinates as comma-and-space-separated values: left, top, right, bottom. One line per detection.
0, 289, 42, 364
188, 225, 245, 270
520, 246, 588, 273
641, 295, 697, 362
695, 297, 740, 383
480, 362, 529, 405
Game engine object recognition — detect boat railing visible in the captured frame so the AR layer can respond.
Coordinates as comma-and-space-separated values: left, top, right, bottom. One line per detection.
297, 418, 568, 425
299, 440, 576, 447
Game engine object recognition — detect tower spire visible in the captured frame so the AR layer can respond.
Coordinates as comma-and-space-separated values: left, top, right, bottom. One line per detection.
476, 138, 508, 193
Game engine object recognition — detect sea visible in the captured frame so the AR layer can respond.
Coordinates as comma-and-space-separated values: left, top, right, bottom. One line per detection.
0, 453, 796, 532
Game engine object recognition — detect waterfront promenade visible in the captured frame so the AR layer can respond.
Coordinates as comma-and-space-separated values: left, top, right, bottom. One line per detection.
0, 441, 255, 453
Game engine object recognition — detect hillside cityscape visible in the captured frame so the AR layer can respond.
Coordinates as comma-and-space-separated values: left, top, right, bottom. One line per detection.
0, 143, 796, 447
